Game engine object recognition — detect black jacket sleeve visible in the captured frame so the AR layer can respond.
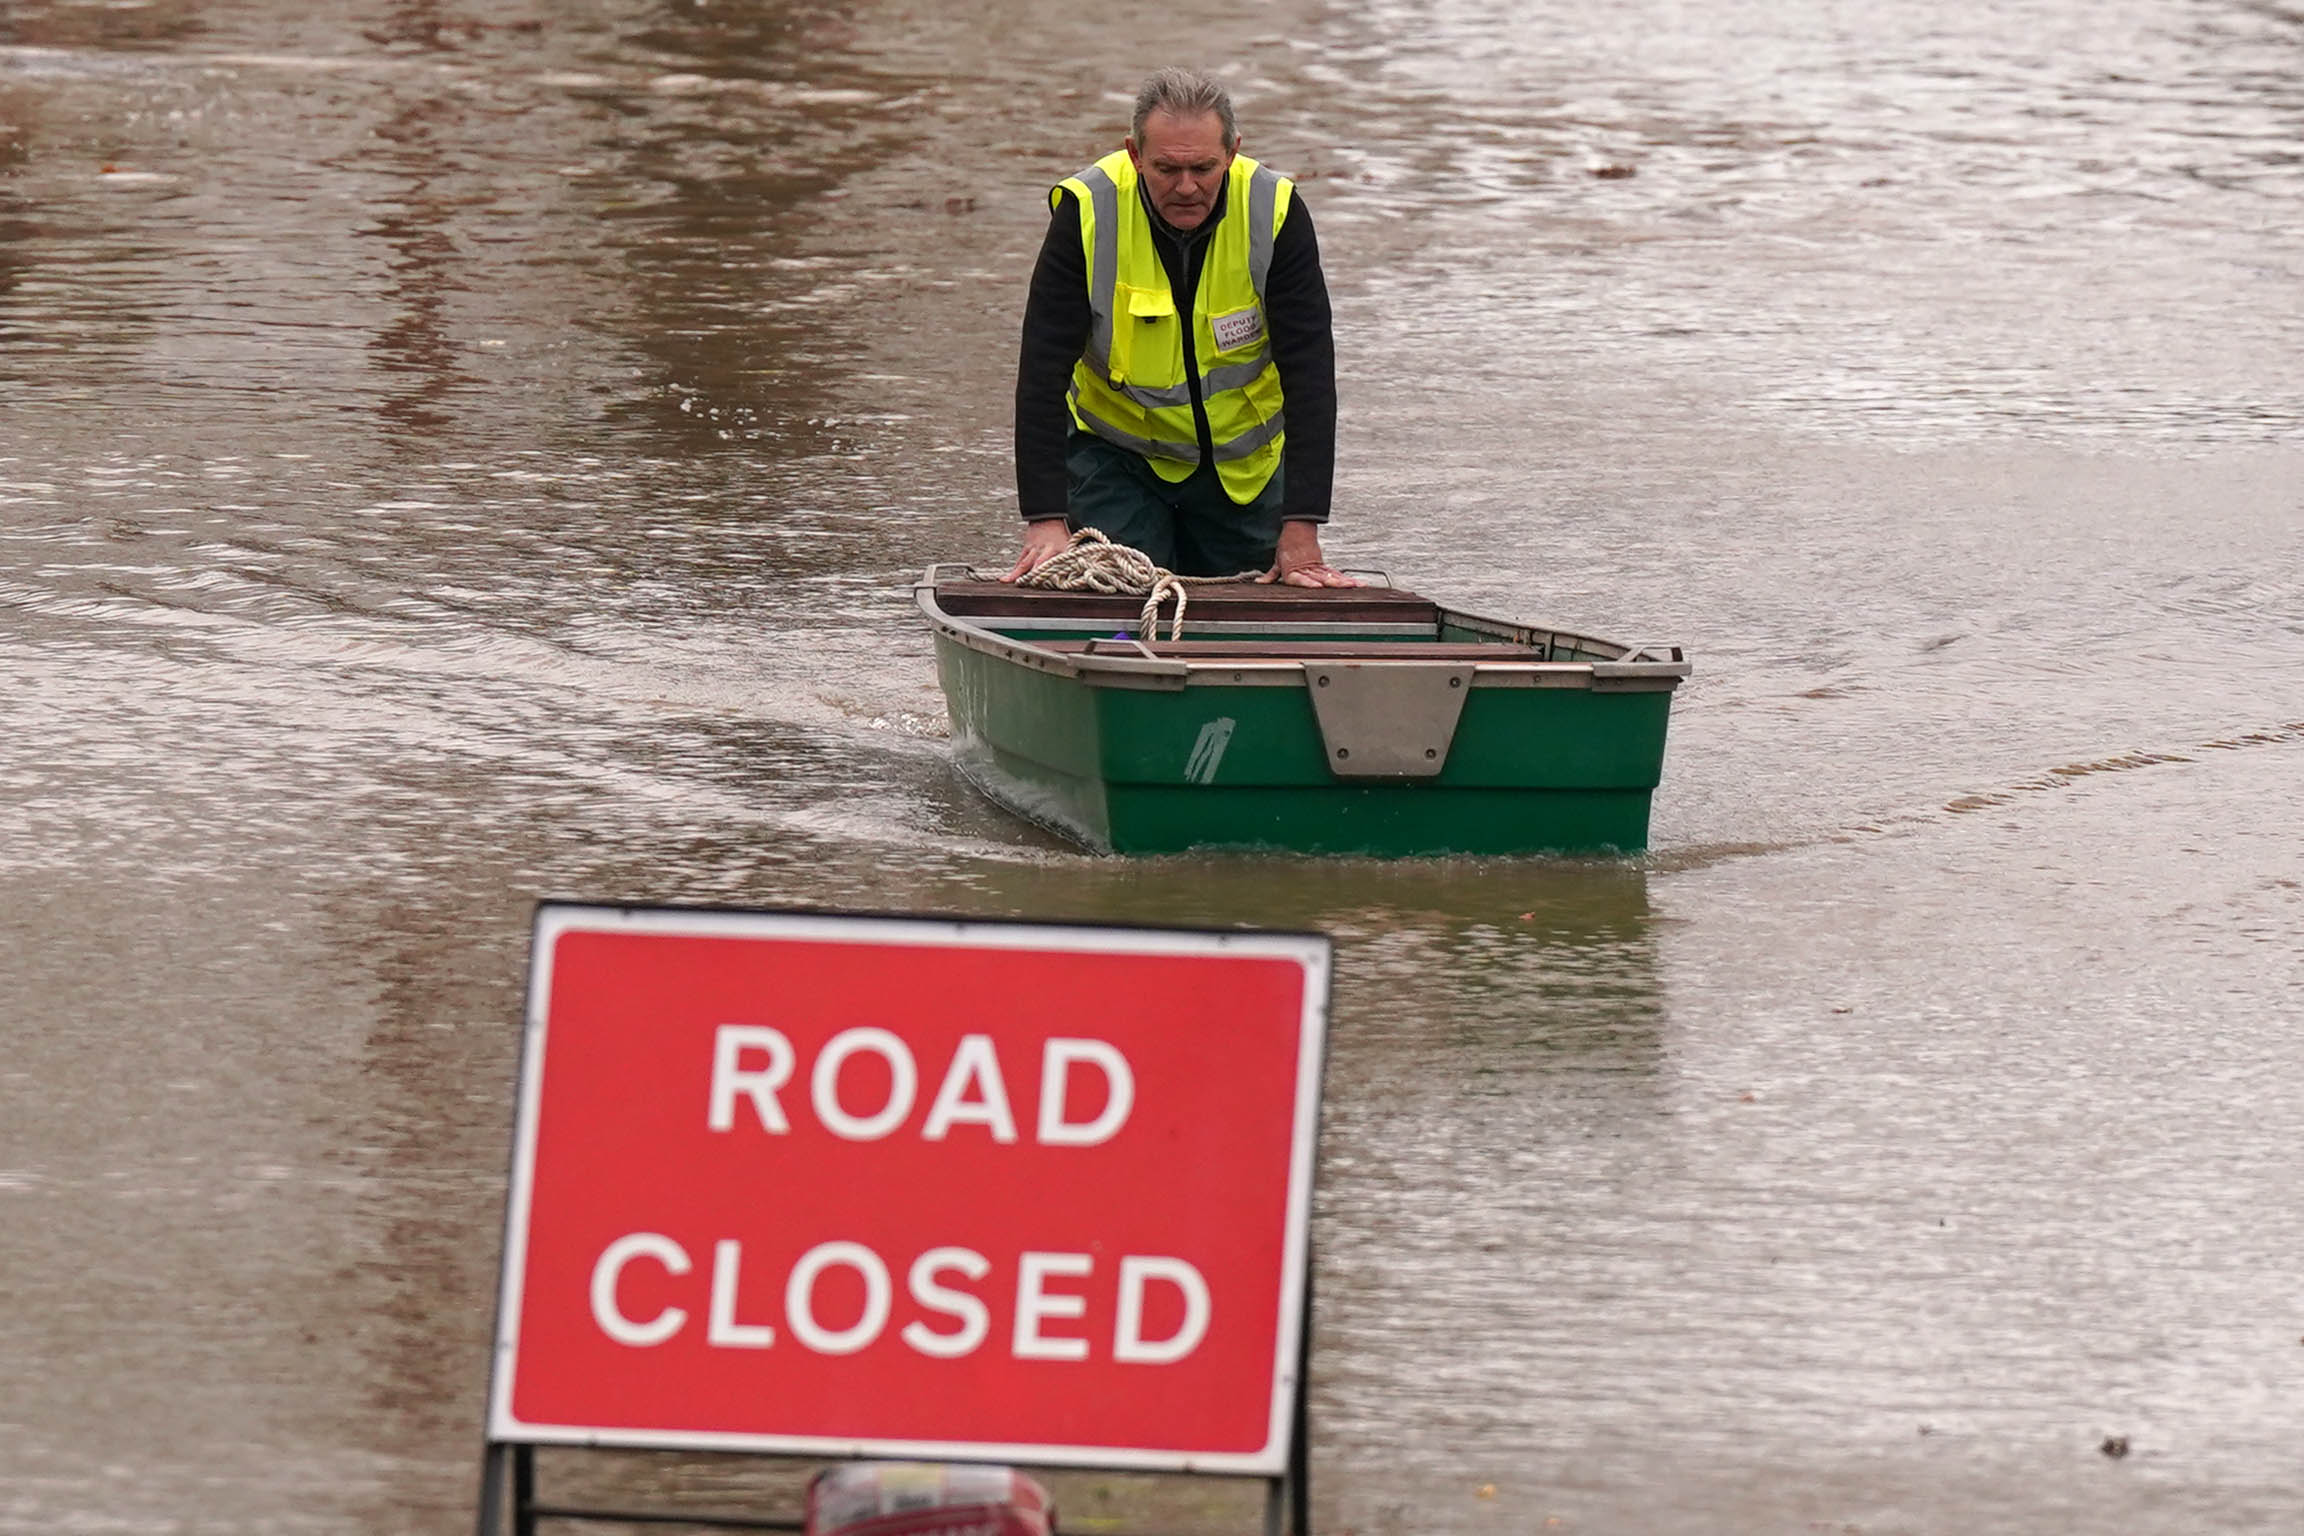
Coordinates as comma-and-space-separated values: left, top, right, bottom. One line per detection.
1013, 192, 1090, 523
1266, 194, 1337, 524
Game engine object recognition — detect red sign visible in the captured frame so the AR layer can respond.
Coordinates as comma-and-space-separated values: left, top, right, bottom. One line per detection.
487, 905, 1330, 1474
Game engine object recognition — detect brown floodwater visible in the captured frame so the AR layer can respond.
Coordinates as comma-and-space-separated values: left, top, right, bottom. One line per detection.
2, 0, 2300, 1531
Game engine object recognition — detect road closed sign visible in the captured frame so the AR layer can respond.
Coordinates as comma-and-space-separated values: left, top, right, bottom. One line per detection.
486, 904, 1331, 1474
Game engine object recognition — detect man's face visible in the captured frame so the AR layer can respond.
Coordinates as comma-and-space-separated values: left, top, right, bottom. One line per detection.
1126, 108, 1234, 230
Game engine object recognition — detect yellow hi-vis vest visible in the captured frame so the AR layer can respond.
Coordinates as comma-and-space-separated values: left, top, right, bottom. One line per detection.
1056, 150, 1293, 503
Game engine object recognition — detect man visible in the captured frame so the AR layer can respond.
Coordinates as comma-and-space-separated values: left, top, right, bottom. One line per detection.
1004, 68, 1359, 588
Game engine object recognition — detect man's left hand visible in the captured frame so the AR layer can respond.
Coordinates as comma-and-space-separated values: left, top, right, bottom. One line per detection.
1257, 519, 1364, 588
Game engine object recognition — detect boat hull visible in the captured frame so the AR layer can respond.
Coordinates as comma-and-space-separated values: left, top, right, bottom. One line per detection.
923, 571, 1686, 857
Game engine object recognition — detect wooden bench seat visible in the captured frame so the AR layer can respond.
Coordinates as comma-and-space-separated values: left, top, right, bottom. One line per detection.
1041, 639, 1553, 660
935, 578, 1439, 628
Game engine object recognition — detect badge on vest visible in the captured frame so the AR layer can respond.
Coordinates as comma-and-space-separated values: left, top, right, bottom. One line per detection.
1211, 306, 1265, 352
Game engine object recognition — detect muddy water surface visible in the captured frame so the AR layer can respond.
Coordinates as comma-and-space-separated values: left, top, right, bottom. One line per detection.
2, 0, 2300, 1531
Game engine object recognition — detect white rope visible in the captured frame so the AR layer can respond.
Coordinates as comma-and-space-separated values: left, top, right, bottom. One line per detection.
1015, 527, 1256, 642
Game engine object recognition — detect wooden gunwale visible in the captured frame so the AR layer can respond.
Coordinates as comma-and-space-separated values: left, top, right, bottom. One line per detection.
915, 570, 1686, 681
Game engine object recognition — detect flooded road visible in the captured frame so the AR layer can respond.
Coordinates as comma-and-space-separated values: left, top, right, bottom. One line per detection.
2, 0, 2300, 1531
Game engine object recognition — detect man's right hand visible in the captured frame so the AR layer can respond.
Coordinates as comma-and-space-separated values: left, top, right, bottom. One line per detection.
1002, 518, 1073, 582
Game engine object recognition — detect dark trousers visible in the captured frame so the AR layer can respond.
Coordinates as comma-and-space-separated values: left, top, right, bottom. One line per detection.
1064, 431, 1284, 577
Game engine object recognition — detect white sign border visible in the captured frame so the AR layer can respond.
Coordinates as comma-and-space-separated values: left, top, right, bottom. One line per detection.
485, 902, 1332, 1477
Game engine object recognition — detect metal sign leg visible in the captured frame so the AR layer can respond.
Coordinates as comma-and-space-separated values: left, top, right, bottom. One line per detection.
475, 1443, 508, 1536
1267, 1357, 1312, 1536
1291, 1267, 1314, 1536
1289, 1394, 1310, 1536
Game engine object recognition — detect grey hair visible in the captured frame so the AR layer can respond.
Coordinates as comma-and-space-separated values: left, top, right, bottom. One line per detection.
1132, 67, 1238, 147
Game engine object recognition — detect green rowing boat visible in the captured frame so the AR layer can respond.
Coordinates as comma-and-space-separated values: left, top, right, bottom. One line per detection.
918, 565, 1690, 857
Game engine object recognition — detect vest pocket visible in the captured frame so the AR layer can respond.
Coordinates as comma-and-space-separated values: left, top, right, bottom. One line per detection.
1110, 282, 1177, 385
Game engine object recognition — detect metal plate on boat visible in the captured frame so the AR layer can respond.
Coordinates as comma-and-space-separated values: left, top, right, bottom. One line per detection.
1303, 662, 1474, 778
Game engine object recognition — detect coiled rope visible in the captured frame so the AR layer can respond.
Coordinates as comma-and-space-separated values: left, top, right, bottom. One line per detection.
1015, 527, 1257, 642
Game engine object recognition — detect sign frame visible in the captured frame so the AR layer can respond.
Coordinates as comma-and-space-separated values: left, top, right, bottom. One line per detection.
475, 901, 1330, 1536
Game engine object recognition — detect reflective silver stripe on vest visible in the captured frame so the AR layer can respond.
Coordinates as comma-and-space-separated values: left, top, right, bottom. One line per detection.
1077, 163, 1121, 381
1200, 349, 1272, 397
1069, 382, 1203, 463
1247, 164, 1280, 294
1106, 347, 1269, 410
1210, 407, 1286, 462
1115, 378, 1195, 409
